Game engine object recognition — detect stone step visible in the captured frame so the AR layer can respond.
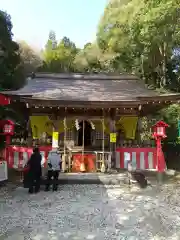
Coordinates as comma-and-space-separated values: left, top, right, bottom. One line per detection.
8, 168, 176, 187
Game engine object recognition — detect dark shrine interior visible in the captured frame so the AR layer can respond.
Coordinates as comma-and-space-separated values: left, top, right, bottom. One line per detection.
78, 120, 92, 146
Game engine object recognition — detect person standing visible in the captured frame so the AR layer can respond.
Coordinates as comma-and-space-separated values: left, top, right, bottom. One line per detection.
27, 147, 42, 194
45, 149, 61, 191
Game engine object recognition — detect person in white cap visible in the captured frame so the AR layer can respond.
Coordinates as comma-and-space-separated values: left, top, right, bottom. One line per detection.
45, 148, 62, 191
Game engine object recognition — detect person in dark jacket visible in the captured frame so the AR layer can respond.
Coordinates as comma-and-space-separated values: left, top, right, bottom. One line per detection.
27, 147, 42, 194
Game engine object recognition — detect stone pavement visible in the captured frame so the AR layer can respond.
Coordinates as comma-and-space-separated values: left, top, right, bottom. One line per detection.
0, 182, 180, 240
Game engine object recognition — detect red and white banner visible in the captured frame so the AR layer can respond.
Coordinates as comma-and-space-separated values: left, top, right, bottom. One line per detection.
4, 145, 159, 170
116, 147, 157, 170
5, 146, 52, 169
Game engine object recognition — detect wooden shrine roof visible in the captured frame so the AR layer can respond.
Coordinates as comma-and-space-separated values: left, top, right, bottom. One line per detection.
2, 73, 180, 106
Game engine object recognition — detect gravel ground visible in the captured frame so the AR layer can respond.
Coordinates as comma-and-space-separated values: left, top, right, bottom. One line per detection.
0, 183, 180, 240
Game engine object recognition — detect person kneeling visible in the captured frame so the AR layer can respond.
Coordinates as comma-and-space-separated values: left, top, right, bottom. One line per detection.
45, 149, 61, 191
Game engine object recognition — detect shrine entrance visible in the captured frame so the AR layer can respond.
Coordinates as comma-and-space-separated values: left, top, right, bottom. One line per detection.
78, 120, 92, 147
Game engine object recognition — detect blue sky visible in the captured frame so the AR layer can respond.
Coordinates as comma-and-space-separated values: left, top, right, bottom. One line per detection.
0, 0, 107, 50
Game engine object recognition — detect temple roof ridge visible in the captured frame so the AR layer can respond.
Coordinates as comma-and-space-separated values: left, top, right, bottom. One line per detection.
2, 72, 180, 105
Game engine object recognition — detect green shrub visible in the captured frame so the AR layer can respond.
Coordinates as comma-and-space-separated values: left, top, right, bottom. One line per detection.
157, 104, 180, 143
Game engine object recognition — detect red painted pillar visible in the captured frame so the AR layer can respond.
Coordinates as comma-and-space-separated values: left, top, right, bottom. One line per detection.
4, 136, 11, 168
156, 137, 166, 173
156, 137, 166, 183
6, 135, 11, 145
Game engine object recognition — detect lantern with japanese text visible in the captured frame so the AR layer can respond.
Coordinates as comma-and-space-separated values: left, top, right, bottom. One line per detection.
0, 120, 15, 145
152, 120, 168, 139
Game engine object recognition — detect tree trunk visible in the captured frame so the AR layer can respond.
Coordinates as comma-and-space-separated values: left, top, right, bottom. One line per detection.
141, 54, 146, 84
159, 42, 168, 87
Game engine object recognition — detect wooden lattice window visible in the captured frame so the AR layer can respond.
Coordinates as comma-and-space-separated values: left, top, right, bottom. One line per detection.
95, 131, 109, 140
66, 129, 73, 141
59, 130, 74, 143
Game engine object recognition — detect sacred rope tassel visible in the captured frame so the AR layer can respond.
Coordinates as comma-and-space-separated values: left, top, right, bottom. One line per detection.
89, 120, 95, 130
75, 119, 80, 130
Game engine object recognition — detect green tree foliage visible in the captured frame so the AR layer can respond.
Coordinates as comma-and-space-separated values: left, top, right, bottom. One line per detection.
74, 42, 120, 73
97, 0, 180, 89
40, 1, 180, 92
157, 104, 180, 142
0, 105, 24, 124
0, 10, 26, 137
41, 31, 79, 72
74, 43, 102, 72
0, 10, 25, 90
18, 41, 42, 74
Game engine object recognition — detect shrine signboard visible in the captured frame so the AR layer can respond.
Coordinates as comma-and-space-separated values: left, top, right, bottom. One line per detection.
52, 132, 59, 148
110, 133, 116, 143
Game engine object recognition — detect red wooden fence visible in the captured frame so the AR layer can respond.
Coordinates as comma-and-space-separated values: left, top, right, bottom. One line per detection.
4, 146, 159, 170
116, 147, 157, 170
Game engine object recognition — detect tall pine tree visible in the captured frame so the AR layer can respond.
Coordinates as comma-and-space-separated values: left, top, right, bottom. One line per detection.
0, 10, 25, 90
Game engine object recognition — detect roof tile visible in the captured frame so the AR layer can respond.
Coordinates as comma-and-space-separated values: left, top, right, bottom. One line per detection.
2, 73, 158, 101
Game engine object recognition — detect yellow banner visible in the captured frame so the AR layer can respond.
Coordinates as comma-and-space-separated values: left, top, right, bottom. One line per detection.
116, 116, 138, 139
30, 116, 65, 138
30, 116, 138, 140
30, 116, 50, 139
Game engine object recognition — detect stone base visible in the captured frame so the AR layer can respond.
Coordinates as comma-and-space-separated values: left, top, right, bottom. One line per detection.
8, 168, 23, 183
7, 168, 173, 186
41, 172, 137, 185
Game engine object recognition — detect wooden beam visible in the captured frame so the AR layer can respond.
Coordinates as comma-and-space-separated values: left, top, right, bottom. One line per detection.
29, 107, 139, 118
110, 109, 116, 168
139, 103, 168, 116
5, 93, 180, 108
17, 97, 141, 108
